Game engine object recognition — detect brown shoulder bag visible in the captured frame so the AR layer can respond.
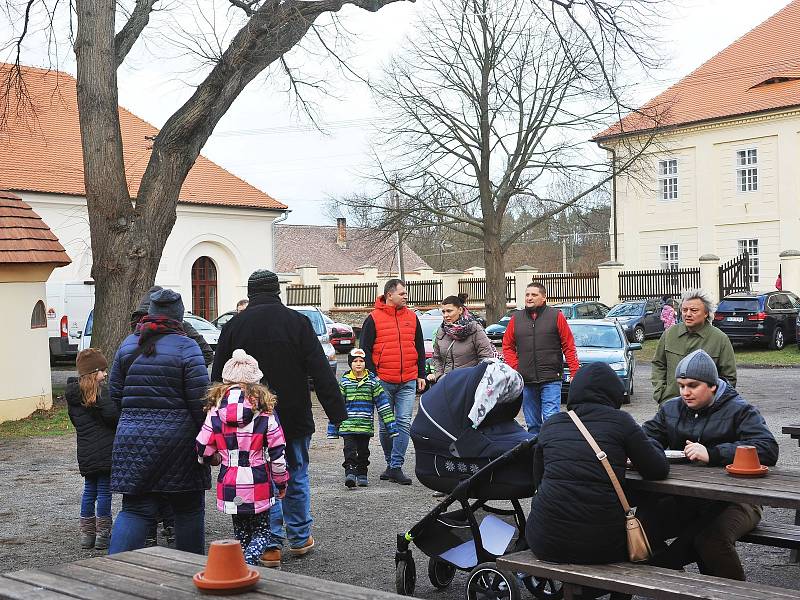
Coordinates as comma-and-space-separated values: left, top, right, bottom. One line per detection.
567, 410, 653, 563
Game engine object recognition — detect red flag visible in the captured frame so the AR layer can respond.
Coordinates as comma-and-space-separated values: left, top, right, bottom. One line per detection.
776, 265, 783, 291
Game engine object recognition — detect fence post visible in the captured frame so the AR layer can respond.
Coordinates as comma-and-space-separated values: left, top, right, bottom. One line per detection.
318, 276, 338, 311
514, 266, 538, 308
438, 269, 463, 299
698, 254, 721, 304
779, 250, 800, 293
358, 265, 378, 282
279, 279, 291, 299
598, 261, 623, 307
418, 267, 435, 279
297, 265, 319, 286
466, 266, 486, 278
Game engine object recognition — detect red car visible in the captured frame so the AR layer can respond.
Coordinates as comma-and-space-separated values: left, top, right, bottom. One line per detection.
324, 314, 357, 353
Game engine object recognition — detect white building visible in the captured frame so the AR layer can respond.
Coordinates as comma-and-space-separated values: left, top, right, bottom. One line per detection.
0, 65, 287, 356
595, 1, 800, 291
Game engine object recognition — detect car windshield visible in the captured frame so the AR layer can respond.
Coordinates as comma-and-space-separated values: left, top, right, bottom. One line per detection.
570, 324, 623, 349
607, 303, 644, 317
185, 316, 218, 332
419, 318, 441, 341
85, 311, 93, 336
717, 299, 760, 312
294, 309, 327, 336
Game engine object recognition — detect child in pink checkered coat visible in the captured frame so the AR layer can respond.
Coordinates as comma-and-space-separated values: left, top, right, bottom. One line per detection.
196, 349, 289, 566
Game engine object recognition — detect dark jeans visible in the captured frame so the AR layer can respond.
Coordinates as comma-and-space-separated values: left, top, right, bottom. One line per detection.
636, 493, 761, 580
146, 498, 176, 539
81, 473, 112, 518
108, 491, 205, 555
342, 435, 371, 475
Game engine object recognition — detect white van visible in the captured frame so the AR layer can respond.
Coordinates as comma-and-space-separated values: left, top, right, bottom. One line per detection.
45, 281, 95, 362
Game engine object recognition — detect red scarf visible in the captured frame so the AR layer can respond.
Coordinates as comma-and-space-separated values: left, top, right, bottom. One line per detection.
136, 315, 185, 355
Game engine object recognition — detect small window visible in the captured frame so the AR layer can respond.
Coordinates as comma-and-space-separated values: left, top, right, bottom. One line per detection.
659, 244, 679, 270
737, 239, 759, 283
31, 300, 47, 328
658, 159, 678, 201
736, 149, 758, 192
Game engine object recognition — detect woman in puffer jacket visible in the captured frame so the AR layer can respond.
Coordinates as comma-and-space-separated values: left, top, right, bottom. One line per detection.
107, 289, 210, 555
526, 363, 669, 570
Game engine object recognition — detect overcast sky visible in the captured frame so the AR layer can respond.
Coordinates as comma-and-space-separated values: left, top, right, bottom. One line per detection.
4, 0, 794, 224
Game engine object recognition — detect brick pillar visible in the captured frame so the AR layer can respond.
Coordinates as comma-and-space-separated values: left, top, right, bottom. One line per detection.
598, 261, 623, 307
699, 254, 721, 305
779, 250, 800, 294
319, 275, 338, 311
513, 266, 539, 308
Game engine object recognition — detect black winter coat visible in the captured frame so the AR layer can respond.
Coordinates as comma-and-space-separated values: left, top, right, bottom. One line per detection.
642, 380, 778, 467
526, 363, 669, 564
66, 378, 119, 477
210, 295, 346, 440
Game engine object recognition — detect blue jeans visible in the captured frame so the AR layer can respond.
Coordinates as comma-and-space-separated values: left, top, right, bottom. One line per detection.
81, 473, 111, 518
269, 436, 312, 549
522, 381, 562, 436
108, 491, 205, 555
378, 380, 416, 469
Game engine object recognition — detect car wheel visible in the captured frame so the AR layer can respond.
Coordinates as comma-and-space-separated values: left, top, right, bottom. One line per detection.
633, 326, 645, 344
769, 327, 785, 350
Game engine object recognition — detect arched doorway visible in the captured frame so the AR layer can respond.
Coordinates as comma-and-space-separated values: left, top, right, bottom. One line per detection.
191, 256, 218, 321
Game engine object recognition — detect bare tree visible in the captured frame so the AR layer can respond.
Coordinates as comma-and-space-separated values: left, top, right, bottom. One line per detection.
2, 0, 407, 358
335, 0, 660, 322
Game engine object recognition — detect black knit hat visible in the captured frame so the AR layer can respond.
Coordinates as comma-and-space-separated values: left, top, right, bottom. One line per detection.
248, 269, 280, 299
148, 288, 185, 321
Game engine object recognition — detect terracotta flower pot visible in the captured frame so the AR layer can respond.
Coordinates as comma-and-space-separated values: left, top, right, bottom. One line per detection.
731, 445, 761, 471
194, 539, 260, 594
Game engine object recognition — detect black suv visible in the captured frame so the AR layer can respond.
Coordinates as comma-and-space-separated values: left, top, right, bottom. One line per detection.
713, 291, 800, 350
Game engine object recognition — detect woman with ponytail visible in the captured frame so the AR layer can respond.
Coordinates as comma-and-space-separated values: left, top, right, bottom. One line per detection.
428, 293, 496, 383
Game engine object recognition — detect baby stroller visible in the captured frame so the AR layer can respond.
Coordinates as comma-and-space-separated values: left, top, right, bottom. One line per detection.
395, 361, 562, 600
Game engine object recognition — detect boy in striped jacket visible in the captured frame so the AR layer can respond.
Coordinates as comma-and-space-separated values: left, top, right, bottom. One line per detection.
328, 348, 398, 488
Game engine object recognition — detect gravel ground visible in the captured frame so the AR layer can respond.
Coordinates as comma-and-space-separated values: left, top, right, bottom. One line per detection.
2, 359, 799, 599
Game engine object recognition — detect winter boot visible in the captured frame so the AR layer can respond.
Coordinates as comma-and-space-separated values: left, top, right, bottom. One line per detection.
345, 473, 357, 488
94, 516, 112, 550
80, 517, 96, 549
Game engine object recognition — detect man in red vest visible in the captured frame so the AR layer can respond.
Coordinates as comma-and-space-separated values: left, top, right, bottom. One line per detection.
502, 281, 580, 435
360, 279, 426, 485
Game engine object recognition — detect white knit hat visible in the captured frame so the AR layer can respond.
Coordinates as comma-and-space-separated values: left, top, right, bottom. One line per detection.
222, 349, 263, 384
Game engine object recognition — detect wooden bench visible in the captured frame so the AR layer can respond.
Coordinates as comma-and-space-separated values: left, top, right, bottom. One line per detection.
497, 550, 800, 600
741, 521, 800, 550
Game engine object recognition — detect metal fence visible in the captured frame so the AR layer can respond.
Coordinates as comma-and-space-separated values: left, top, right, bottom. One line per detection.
618, 267, 700, 301
506, 276, 516, 303
286, 285, 321, 307
406, 279, 443, 305
533, 272, 600, 302
458, 276, 516, 303
334, 282, 378, 307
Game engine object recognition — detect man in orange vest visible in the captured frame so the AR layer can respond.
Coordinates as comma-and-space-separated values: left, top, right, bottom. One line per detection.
360, 279, 426, 485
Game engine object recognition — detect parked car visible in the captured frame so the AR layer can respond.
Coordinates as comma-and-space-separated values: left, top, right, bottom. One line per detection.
552, 301, 610, 320
562, 319, 641, 403
212, 310, 236, 329
713, 290, 800, 350
418, 315, 443, 359
485, 311, 514, 345
290, 306, 338, 377
322, 314, 357, 353
605, 298, 664, 343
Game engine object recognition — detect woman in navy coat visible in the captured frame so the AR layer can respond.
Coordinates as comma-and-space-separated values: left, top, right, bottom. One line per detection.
107, 289, 210, 554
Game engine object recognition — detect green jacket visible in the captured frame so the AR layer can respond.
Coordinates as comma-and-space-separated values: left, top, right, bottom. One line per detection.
651, 321, 737, 403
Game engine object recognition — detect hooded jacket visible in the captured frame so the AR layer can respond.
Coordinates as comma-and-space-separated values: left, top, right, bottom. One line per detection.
360, 296, 426, 384
196, 385, 289, 515
526, 363, 669, 564
66, 378, 119, 477
642, 380, 778, 467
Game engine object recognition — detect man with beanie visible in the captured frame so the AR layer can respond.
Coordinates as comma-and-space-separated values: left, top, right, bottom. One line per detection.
211, 269, 346, 564
638, 349, 778, 580
502, 281, 579, 435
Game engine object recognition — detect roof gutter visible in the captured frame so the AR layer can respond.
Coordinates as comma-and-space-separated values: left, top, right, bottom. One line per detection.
271, 209, 291, 271
596, 141, 618, 262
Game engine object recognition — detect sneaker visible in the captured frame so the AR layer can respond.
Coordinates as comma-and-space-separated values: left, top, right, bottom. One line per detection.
345, 473, 357, 488
387, 467, 412, 485
289, 536, 315, 556
259, 548, 282, 568
379, 468, 392, 481
356, 475, 368, 487
432, 491, 446, 498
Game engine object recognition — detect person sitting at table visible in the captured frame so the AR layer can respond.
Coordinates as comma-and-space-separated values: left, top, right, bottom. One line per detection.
526, 363, 669, 573
639, 349, 779, 581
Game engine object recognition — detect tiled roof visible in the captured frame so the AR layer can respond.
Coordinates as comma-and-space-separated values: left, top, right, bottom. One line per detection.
275, 224, 431, 275
596, 1, 800, 140
0, 64, 286, 211
0, 190, 71, 266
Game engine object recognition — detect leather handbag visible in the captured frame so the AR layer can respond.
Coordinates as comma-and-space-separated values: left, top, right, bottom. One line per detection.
567, 410, 653, 563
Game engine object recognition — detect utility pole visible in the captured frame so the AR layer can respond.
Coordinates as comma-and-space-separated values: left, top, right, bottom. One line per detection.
562, 236, 568, 273
391, 184, 406, 281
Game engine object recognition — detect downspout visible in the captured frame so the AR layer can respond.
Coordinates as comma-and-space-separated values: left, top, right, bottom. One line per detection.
597, 141, 618, 262
271, 209, 291, 271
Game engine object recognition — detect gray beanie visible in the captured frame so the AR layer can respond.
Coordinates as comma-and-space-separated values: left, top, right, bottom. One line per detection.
675, 349, 718, 386
148, 288, 185, 321
248, 269, 280, 299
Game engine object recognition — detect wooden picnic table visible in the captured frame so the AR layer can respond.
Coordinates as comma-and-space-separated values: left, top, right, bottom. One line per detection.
0, 545, 405, 600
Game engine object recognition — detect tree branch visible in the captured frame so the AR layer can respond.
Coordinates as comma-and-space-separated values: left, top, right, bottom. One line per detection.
114, 0, 157, 67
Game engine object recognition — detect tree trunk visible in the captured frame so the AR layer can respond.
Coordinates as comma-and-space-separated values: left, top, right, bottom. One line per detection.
483, 228, 506, 324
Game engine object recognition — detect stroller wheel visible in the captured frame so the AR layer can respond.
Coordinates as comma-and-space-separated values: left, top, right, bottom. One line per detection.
465, 562, 520, 600
428, 557, 456, 589
396, 556, 417, 596
521, 575, 563, 600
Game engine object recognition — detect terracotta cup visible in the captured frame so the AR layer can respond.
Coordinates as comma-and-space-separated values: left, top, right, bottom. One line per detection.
731, 445, 761, 471
203, 539, 250, 582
